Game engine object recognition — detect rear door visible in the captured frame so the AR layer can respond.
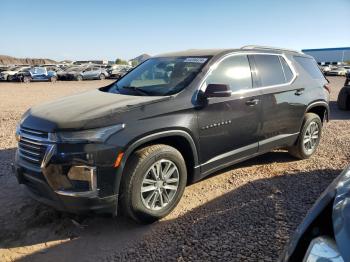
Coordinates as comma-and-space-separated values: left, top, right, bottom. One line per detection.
197, 54, 263, 176
90, 67, 101, 79
248, 54, 305, 152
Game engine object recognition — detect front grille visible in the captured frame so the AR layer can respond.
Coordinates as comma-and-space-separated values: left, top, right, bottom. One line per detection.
18, 127, 49, 167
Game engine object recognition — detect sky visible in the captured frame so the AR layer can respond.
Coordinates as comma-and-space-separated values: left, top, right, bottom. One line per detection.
0, 0, 349, 61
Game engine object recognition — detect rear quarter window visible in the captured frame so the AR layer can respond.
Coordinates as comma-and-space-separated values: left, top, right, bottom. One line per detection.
294, 56, 325, 79
250, 54, 287, 87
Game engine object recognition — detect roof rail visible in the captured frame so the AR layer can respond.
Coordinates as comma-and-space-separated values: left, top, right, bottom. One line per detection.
241, 45, 303, 54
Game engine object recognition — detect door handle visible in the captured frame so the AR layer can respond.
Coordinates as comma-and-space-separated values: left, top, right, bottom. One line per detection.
295, 88, 304, 96
245, 98, 259, 106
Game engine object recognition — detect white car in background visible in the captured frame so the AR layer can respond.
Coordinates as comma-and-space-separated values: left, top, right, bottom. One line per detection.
0, 66, 31, 81
326, 66, 350, 76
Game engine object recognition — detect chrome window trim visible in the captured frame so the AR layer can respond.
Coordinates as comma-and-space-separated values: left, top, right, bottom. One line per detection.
199, 51, 298, 96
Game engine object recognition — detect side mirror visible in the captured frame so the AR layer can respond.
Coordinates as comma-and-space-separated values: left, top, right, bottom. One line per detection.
204, 84, 231, 98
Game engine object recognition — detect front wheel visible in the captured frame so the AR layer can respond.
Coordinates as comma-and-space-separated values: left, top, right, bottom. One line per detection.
76, 75, 83, 81
120, 144, 187, 224
99, 74, 106, 80
288, 113, 322, 159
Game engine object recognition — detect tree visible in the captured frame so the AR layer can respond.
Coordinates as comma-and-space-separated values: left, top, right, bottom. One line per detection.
115, 58, 128, 65
131, 60, 138, 67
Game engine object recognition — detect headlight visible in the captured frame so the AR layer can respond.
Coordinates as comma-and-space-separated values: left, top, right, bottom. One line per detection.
51, 124, 125, 143
303, 236, 343, 261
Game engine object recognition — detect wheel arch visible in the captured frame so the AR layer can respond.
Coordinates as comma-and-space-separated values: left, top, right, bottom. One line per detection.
305, 101, 329, 122
114, 130, 200, 209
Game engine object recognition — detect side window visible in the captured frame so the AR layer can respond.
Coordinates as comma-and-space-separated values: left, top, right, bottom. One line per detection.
205, 55, 252, 92
294, 56, 325, 79
252, 55, 286, 87
279, 57, 294, 82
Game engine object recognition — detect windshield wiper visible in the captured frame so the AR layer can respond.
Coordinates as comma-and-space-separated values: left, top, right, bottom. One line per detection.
120, 86, 151, 96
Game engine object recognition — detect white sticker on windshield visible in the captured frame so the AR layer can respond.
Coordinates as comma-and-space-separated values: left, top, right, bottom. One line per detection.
184, 57, 208, 63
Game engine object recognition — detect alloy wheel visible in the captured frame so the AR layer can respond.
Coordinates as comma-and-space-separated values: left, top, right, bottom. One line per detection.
140, 159, 180, 211
303, 121, 319, 153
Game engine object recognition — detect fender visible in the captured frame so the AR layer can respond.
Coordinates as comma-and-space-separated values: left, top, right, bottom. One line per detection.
305, 100, 330, 122
113, 129, 200, 210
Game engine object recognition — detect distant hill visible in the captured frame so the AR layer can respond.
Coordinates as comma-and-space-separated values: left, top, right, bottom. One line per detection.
0, 55, 57, 65
130, 54, 151, 64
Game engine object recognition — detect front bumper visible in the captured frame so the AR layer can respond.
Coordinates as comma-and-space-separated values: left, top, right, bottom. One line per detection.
13, 163, 116, 213
13, 141, 121, 214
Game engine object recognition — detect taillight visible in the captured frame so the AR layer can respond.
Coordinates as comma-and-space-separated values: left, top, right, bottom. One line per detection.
323, 83, 331, 93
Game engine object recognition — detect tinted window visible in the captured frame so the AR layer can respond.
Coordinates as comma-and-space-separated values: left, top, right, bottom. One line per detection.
252, 55, 285, 86
280, 57, 294, 82
109, 57, 209, 96
294, 56, 325, 79
205, 55, 252, 91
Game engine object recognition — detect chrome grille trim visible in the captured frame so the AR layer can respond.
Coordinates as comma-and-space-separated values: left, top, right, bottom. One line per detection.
20, 137, 47, 146
20, 133, 50, 143
18, 151, 40, 162
20, 127, 47, 136
18, 127, 53, 168
19, 141, 41, 150
19, 147, 41, 156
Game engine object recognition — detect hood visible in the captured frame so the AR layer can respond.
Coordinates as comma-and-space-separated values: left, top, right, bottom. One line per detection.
21, 89, 169, 131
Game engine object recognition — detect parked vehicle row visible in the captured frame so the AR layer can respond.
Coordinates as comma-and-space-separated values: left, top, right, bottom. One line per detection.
321, 64, 350, 76
0, 64, 132, 82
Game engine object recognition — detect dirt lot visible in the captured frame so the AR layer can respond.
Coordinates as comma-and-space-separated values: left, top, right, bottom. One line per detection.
0, 78, 349, 262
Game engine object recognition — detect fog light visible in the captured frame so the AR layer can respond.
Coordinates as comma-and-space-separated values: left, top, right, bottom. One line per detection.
67, 166, 97, 192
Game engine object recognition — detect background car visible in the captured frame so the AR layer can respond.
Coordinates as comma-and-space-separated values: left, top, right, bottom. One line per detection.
0, 65, 31, 81
326, 66, 350, 76
57, 65, 109, 81
321, 65, 335, 74
16, 67, 57, 83
107, 65, 132, 79
77, 65, 109, 80
281, 166, 350, 262
337, 72, 350, 110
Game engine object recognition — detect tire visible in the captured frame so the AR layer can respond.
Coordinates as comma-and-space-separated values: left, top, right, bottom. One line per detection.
337, 87, 350, 110
288, 113, 322, 159
23, 76, 31, 83
120, 144, 187, 224
50, 76, 57, 83
99, 74, 106, 80
7, 75, 13, 81
76, 75, 83, 81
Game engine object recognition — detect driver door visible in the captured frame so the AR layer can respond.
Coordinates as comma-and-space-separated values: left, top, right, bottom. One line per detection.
197, 55, 262, 176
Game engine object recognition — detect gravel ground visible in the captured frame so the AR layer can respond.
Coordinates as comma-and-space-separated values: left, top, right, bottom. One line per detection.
0, 77, 349, 262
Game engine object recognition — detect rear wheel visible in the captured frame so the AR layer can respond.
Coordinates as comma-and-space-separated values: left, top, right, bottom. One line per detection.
120, 144, 187, 224
76, 75, 83, 81
7, 75, 13, 81
337, 87, 350, 110
288, 113, 322, 159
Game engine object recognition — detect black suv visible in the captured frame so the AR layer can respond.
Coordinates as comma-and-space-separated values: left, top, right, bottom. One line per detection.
13, 46, 330, 223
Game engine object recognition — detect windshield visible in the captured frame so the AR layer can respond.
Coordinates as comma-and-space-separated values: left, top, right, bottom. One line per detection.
108, 56, 210, 96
